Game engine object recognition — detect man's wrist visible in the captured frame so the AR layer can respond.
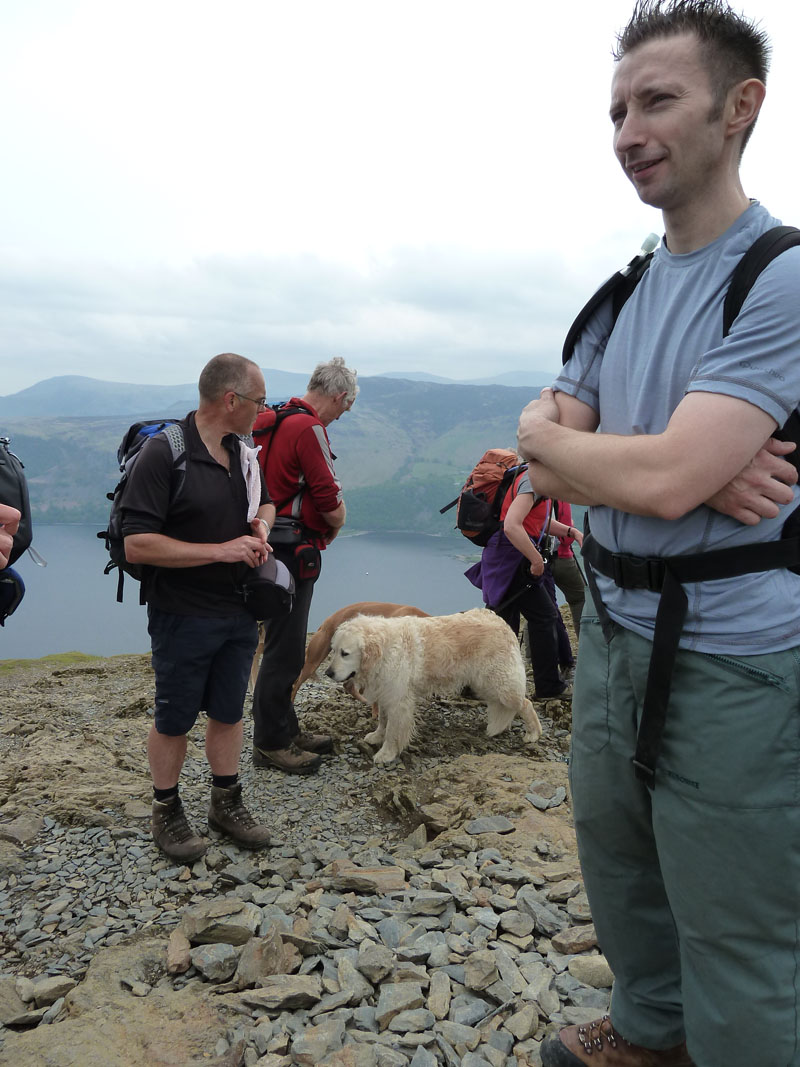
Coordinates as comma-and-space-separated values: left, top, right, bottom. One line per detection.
257, 518, 271, 535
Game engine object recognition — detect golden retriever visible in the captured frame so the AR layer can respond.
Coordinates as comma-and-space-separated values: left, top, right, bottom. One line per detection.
326, 608, 543, 763
291, 601, 429, 702
248, 601, 430, 698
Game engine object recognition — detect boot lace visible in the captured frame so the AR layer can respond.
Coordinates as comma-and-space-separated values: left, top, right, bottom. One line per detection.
578, 1016, 628, 1054
161, 799, 196, 842
216, 785, 257, 828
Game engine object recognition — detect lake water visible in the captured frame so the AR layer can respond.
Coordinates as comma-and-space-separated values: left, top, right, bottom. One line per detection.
1, 525, 489, 660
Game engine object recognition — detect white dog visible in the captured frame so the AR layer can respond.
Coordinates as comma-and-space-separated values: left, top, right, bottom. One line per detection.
326, 608, 543, 763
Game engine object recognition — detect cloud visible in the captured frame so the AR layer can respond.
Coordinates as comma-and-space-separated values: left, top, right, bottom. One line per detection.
0, 244, 613, 394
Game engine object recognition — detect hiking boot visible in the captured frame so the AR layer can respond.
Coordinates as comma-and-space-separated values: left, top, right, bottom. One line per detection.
208, 784, 271, 850
535, 682, 573, 701
252, 742, 322, 774
540, 1016, 695, 1066
294, 731, 334, 754
151, 794, 208, 862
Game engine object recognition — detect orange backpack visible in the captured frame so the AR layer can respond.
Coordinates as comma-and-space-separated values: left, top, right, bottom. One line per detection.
440, 449, 523, 546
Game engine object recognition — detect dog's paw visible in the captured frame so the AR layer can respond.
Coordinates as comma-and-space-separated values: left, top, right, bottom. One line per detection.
523, 726, 543, 745
364, 730, 383, 746
373, 746, 398, 764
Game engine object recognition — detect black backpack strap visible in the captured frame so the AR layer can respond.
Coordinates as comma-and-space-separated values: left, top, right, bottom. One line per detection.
251, 405, 308, 438
722, 225, 800, 470
253, 405, 312, 519
722, 225, 800, 336
562, 247, 655, 365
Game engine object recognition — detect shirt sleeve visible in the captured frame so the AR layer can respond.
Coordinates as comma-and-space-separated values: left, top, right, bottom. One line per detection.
296, 423, 342, 514
687, 247, 800, 425
120, 436, 173, 536
552, 294, 615, 413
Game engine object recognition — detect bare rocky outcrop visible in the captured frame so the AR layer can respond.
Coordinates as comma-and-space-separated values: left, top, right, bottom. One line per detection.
0, 633, 604, 1066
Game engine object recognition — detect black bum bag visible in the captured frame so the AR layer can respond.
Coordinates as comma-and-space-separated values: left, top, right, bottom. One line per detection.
268, 517, 305, 545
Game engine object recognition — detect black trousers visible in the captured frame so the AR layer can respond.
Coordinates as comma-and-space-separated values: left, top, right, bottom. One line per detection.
251, 547, 318, 751
496, 570, 563, 697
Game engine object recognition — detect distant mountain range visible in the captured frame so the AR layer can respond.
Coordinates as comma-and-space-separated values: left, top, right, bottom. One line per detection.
0, 367, 556, 417
1, 372, 545, 534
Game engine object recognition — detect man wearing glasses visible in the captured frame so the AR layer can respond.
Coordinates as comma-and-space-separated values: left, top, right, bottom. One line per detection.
251, 356, 358, 774
122, 352, 274, 861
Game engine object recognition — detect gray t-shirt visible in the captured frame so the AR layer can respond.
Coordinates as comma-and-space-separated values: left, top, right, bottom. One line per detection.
555, 202, 800, 654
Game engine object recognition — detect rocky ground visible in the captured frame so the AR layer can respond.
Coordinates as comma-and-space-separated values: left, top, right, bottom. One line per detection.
0, 622, 612, 1067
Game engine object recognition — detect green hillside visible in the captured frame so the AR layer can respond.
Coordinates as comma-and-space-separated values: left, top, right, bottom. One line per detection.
2, 376, 542, 533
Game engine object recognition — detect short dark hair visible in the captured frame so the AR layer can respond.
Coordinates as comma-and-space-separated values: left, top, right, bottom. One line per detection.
198, 352, 261, 402
615, 0, 770, 145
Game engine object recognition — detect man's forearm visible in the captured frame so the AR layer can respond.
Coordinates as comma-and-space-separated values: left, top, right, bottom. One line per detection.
519, 390, 780, 521
320, 501, 346, 542
525, 461, 600, 506
125, 532, 229, 568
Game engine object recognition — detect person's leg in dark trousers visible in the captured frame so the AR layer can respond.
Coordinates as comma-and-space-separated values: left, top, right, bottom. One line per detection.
498, 574, 564, 698
251, 551, 316, 752
543, 565, 574, 670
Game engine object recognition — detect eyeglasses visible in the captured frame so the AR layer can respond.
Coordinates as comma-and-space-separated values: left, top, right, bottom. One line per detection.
233, 392, 268, 410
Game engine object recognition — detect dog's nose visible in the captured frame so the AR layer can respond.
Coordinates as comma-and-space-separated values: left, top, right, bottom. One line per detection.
325, 667, 334, 678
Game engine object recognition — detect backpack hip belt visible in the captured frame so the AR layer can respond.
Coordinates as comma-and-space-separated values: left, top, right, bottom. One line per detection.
582, 518, 800, 790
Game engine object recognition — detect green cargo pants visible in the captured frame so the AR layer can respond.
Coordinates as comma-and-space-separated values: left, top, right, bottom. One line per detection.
570, 611, 800, 1067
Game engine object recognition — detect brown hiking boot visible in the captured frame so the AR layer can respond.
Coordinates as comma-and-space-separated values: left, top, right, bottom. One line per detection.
252, 742, 322, 774
151, 794, 208, 862
294, 731, 334, 754
208, 784, 271, 850
540, 1016, 695, 1066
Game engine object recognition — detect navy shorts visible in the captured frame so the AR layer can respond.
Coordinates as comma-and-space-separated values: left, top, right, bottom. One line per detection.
147, 608, 259, 736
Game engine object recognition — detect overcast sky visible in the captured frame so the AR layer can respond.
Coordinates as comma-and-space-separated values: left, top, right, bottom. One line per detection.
2, 0, 798, 397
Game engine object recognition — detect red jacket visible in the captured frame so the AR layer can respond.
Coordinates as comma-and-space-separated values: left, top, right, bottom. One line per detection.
253, 398, 342, 543
500, 471, 550, 541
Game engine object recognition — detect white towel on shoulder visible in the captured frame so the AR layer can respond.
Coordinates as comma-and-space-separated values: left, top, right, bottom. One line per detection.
239, 441, 262, 522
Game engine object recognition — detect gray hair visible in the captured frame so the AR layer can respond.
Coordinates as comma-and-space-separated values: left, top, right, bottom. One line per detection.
307, 356, 359, 404
198, 353, 262, 402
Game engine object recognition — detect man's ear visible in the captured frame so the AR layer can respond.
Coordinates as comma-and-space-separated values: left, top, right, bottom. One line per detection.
726, 77, 766, 140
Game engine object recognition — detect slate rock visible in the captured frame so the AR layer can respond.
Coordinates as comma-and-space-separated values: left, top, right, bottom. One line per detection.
551, 923, 598, 954
190, 942, 239, 982
338, 956, 374, 1004
465, 816, 514, 835
375, 982, 425, 1029
167, 928, 192, 975
180, 899, 261, 945
436, 1020, 481, 1051
235, 924, 286, 988
463, 949, 498, 991
427, 970, 451, 1020
505, 1002, 539, 1041
291, 1017, 346, 1064
387, 1008, 435, 1033
498, 910, 534, 937
567, 953, 614, 988
409, 1046, 438, 1067
357, 940, 394, 982
31, 975, 78, 1007
238, 974, 323, 1012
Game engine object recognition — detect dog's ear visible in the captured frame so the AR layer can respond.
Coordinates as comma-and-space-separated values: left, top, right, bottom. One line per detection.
357, 624, 384, 677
